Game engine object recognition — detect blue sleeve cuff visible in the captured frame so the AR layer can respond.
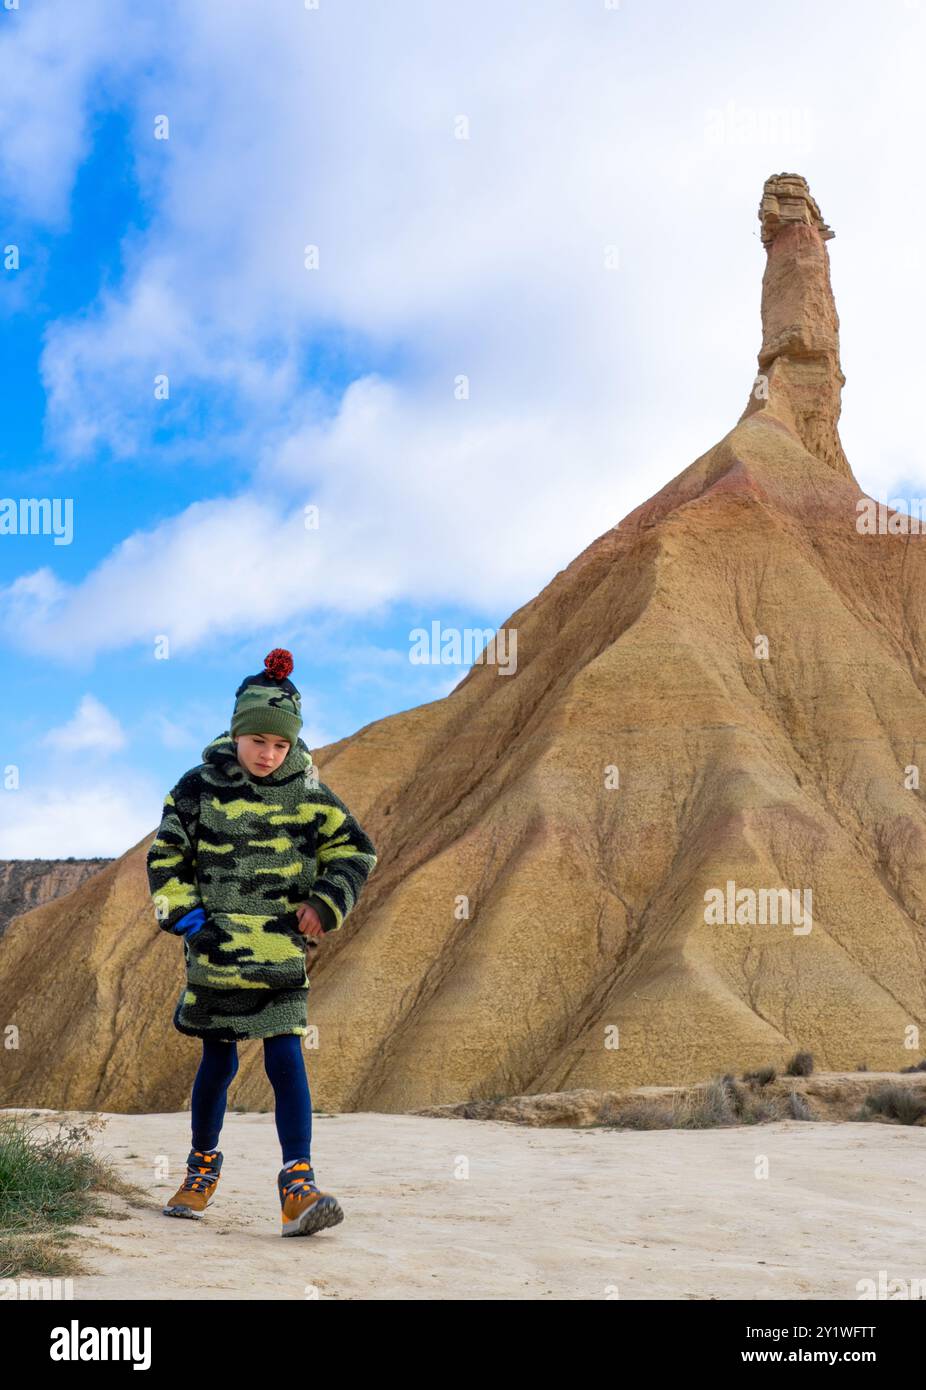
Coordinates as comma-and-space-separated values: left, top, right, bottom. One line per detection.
174, 906, 207, 937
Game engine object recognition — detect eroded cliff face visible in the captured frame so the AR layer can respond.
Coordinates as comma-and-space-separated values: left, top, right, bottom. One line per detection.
0, 859, 112, 939
2, 175, 925, 1115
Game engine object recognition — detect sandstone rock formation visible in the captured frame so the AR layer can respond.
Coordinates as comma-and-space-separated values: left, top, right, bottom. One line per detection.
741, 171, 850, 479
2, 173, 925, 1115
0, 859, 112, 939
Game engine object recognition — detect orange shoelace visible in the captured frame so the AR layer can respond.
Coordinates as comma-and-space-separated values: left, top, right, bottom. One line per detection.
183, 1150, 220, 1192
281, 1160, 317, 1198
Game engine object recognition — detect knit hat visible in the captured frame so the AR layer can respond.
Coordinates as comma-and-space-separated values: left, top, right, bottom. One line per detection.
230, 648, 303, 746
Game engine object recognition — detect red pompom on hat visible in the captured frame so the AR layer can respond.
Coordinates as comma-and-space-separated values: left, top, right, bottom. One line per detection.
264, 648, 294, 682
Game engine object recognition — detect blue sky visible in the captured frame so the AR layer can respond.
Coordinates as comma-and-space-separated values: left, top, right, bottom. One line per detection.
2, 0, 925, 856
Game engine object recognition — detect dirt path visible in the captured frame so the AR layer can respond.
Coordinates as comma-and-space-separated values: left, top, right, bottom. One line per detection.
4, 1107, 925, 1300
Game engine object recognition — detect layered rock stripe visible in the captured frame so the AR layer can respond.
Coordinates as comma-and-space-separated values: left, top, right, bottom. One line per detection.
146, 731, 377, 1041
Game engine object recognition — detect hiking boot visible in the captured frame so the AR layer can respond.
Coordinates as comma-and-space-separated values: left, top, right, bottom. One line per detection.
162, 1147, 223, 1219
278, 1158, 343, 1237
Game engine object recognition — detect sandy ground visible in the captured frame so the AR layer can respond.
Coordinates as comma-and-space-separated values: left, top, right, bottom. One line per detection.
4, 1106, 925, 1300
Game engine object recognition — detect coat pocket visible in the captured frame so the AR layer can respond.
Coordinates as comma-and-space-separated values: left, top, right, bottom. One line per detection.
186, 910, 308, 989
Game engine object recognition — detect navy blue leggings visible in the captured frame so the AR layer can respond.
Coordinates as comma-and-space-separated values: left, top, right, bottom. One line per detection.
191, 1034, 312, 1165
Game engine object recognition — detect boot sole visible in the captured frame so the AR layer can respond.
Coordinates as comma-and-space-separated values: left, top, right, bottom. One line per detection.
281, 1195, 344, 1237
162, 1194, 216, 1219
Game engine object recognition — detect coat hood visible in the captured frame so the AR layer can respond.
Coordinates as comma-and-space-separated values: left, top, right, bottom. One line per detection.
201, 730, 314, 786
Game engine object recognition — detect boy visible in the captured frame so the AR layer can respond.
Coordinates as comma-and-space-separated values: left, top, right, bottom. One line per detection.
146, 648, 377, 1235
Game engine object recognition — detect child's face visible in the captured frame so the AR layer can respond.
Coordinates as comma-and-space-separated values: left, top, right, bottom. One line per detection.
235, 732, 291, 777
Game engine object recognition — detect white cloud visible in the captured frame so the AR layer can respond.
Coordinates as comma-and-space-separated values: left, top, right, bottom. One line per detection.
0, 772, 158, 858
0, 0, 158, 226
0, 375, 645, 660
42, 695, 127, 753
2, 0, 926, 667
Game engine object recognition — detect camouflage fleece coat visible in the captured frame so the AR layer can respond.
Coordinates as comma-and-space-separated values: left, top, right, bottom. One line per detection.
146, 731, 378, 1041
